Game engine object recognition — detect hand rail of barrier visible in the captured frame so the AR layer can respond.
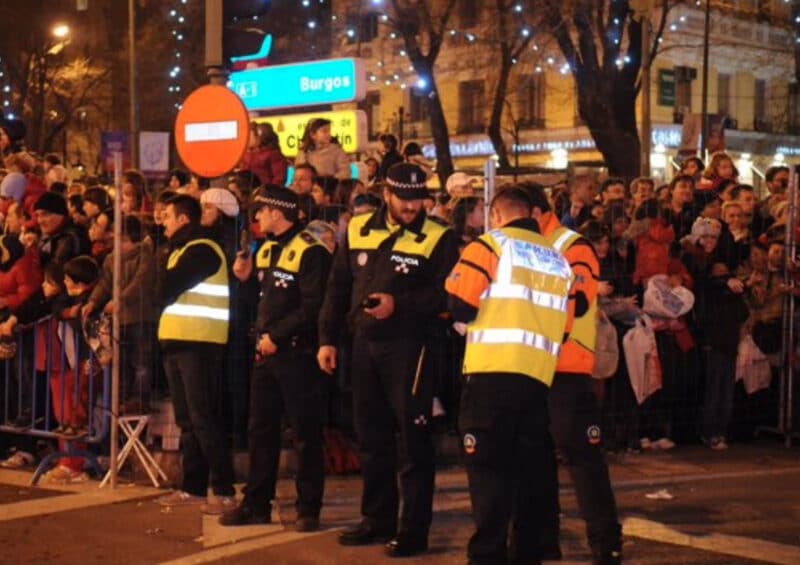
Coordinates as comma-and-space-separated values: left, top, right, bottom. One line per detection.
0, 315, 110, 484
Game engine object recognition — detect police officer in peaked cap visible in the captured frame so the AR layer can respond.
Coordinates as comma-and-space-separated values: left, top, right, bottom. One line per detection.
318, 162, 460, 557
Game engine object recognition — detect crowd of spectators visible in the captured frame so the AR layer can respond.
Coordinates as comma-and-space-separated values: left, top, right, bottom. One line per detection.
0, 116, 793, 482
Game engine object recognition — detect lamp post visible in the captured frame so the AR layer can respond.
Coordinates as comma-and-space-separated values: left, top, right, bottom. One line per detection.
47, 23, 70, 161
129, 0, 139, 168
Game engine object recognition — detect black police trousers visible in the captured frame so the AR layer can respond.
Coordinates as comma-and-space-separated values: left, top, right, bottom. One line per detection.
243, 349, 324, 518
350, 335, 434, 539
459, 373, 550, 565
162, 343, 235, 497
541, 372, 622, 556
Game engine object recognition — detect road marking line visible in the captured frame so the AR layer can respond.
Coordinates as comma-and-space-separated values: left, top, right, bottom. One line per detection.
158, 528, 340, 565
623, 517, 800, 565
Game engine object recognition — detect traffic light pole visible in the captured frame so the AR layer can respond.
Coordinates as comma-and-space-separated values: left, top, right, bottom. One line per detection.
206, 0, 228, 85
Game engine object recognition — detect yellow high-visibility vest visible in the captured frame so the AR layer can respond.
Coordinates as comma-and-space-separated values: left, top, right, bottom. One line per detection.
548, 226, 597, 354
255, 230, 326, 272
463, 226, 573, 386
158, 238, 229, 344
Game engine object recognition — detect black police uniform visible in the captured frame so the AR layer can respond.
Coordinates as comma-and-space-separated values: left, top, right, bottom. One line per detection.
319, 206, 459, 548
243, 223, 332, 520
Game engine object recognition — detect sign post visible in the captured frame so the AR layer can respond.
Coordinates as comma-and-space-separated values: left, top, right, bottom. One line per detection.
175, 84, 250, 178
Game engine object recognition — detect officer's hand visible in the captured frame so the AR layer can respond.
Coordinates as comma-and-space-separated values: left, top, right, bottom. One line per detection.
317, 345, 337, 375
364, 293, 394, 320
233, 252, 253, 282
258, 333, 278, 356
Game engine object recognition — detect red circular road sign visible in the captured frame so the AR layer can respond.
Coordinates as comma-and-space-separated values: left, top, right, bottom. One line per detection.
174, 84, 249, 178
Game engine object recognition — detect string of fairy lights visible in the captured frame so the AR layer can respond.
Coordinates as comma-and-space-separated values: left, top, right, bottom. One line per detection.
159, 0, 795, 107
167, 0, 191, 111
0, 55, 13, 119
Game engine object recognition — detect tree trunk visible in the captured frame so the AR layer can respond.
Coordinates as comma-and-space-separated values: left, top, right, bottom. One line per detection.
427, 82, 454, 188
587, 120, 641, 180
487, 50, 512, 169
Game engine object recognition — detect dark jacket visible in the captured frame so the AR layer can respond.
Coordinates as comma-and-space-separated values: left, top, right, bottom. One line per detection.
319, 207, 460, 345
39, 220, 90, 269
376, 150, 403, 180
254, 223, 332, 349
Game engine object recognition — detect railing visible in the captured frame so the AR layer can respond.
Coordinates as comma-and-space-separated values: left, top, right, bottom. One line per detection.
0, 315, 110, 484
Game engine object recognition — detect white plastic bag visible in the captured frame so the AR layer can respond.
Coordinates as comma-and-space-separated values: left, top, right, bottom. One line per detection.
735, 333, 771, 395
623, 314, 663, 405
643, 275, 694, 319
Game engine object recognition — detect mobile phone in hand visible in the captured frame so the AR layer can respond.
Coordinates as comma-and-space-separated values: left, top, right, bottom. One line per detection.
239, 229, 251, 259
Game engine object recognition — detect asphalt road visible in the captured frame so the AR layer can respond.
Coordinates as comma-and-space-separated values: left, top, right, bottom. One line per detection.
1, 442, 799, 564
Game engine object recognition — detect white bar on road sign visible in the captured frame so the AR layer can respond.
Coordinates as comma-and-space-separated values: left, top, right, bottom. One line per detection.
185, 120, 238, 143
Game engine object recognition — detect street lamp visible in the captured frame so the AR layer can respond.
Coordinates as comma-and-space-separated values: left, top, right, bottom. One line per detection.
52, 23, 70, 39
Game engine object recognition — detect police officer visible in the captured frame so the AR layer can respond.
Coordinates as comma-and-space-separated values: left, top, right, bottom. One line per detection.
220, 186, 331, 531
317, 163, 459, 557
446, 187, 574, 565
523, 182, 623, 565
156, 194, 236, 512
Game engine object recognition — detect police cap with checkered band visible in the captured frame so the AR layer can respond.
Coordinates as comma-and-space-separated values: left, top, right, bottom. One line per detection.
385, 162, 429, 201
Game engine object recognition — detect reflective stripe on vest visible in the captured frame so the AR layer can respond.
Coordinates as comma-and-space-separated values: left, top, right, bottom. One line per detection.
481, 284, 568, 313
546, 226, 597, 356
468, 328, 561, 357
158, 238, 230, 344
462, 226, 572, 386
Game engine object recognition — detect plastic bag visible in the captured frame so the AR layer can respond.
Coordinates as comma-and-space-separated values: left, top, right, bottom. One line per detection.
643, 275, 694, 319
623, 314, 663, 405
735, 333, 772, 395
593, 311, 619, 379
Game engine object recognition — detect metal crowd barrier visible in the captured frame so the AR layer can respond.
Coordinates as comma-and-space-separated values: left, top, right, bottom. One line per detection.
0, 316, 110, 484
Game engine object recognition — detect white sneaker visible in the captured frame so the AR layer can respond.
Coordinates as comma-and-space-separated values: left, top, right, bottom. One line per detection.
654, 437, 676, 450
157, 490, 206, 506
202, 495, 237, 515
639, 437, 652, 450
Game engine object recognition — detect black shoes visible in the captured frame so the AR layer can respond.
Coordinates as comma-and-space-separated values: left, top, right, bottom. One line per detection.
338, 521, 395, 546
385, 533, 428, 558
295, 516, 320, 532
218, 504, 271, 526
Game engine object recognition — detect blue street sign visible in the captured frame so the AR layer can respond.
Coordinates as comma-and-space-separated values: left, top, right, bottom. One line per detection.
228, 58, 366, 111
230, 34, 272, 64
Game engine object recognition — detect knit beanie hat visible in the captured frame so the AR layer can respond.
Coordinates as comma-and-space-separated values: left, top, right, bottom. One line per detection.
34, 192, 68, 216
688, 217, 722, 245
0, 172, 26, 203
201, 188, 240, 218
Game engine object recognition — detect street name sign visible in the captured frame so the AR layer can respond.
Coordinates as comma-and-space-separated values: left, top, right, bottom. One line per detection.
228, 58, 366, 111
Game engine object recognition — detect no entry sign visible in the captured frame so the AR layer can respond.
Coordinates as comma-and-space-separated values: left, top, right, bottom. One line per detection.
175, 85, 249, 178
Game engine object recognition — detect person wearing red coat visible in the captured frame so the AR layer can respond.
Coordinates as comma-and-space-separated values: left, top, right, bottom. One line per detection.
0, 235, 42, 312
239, 123, 288, 187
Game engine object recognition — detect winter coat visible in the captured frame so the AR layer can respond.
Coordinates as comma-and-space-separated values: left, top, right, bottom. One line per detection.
88, 239, 156, 326
296, 143, 351, 179
0, 247, 42, 312
632, 219, 675, 285
239, 145, 288, 186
